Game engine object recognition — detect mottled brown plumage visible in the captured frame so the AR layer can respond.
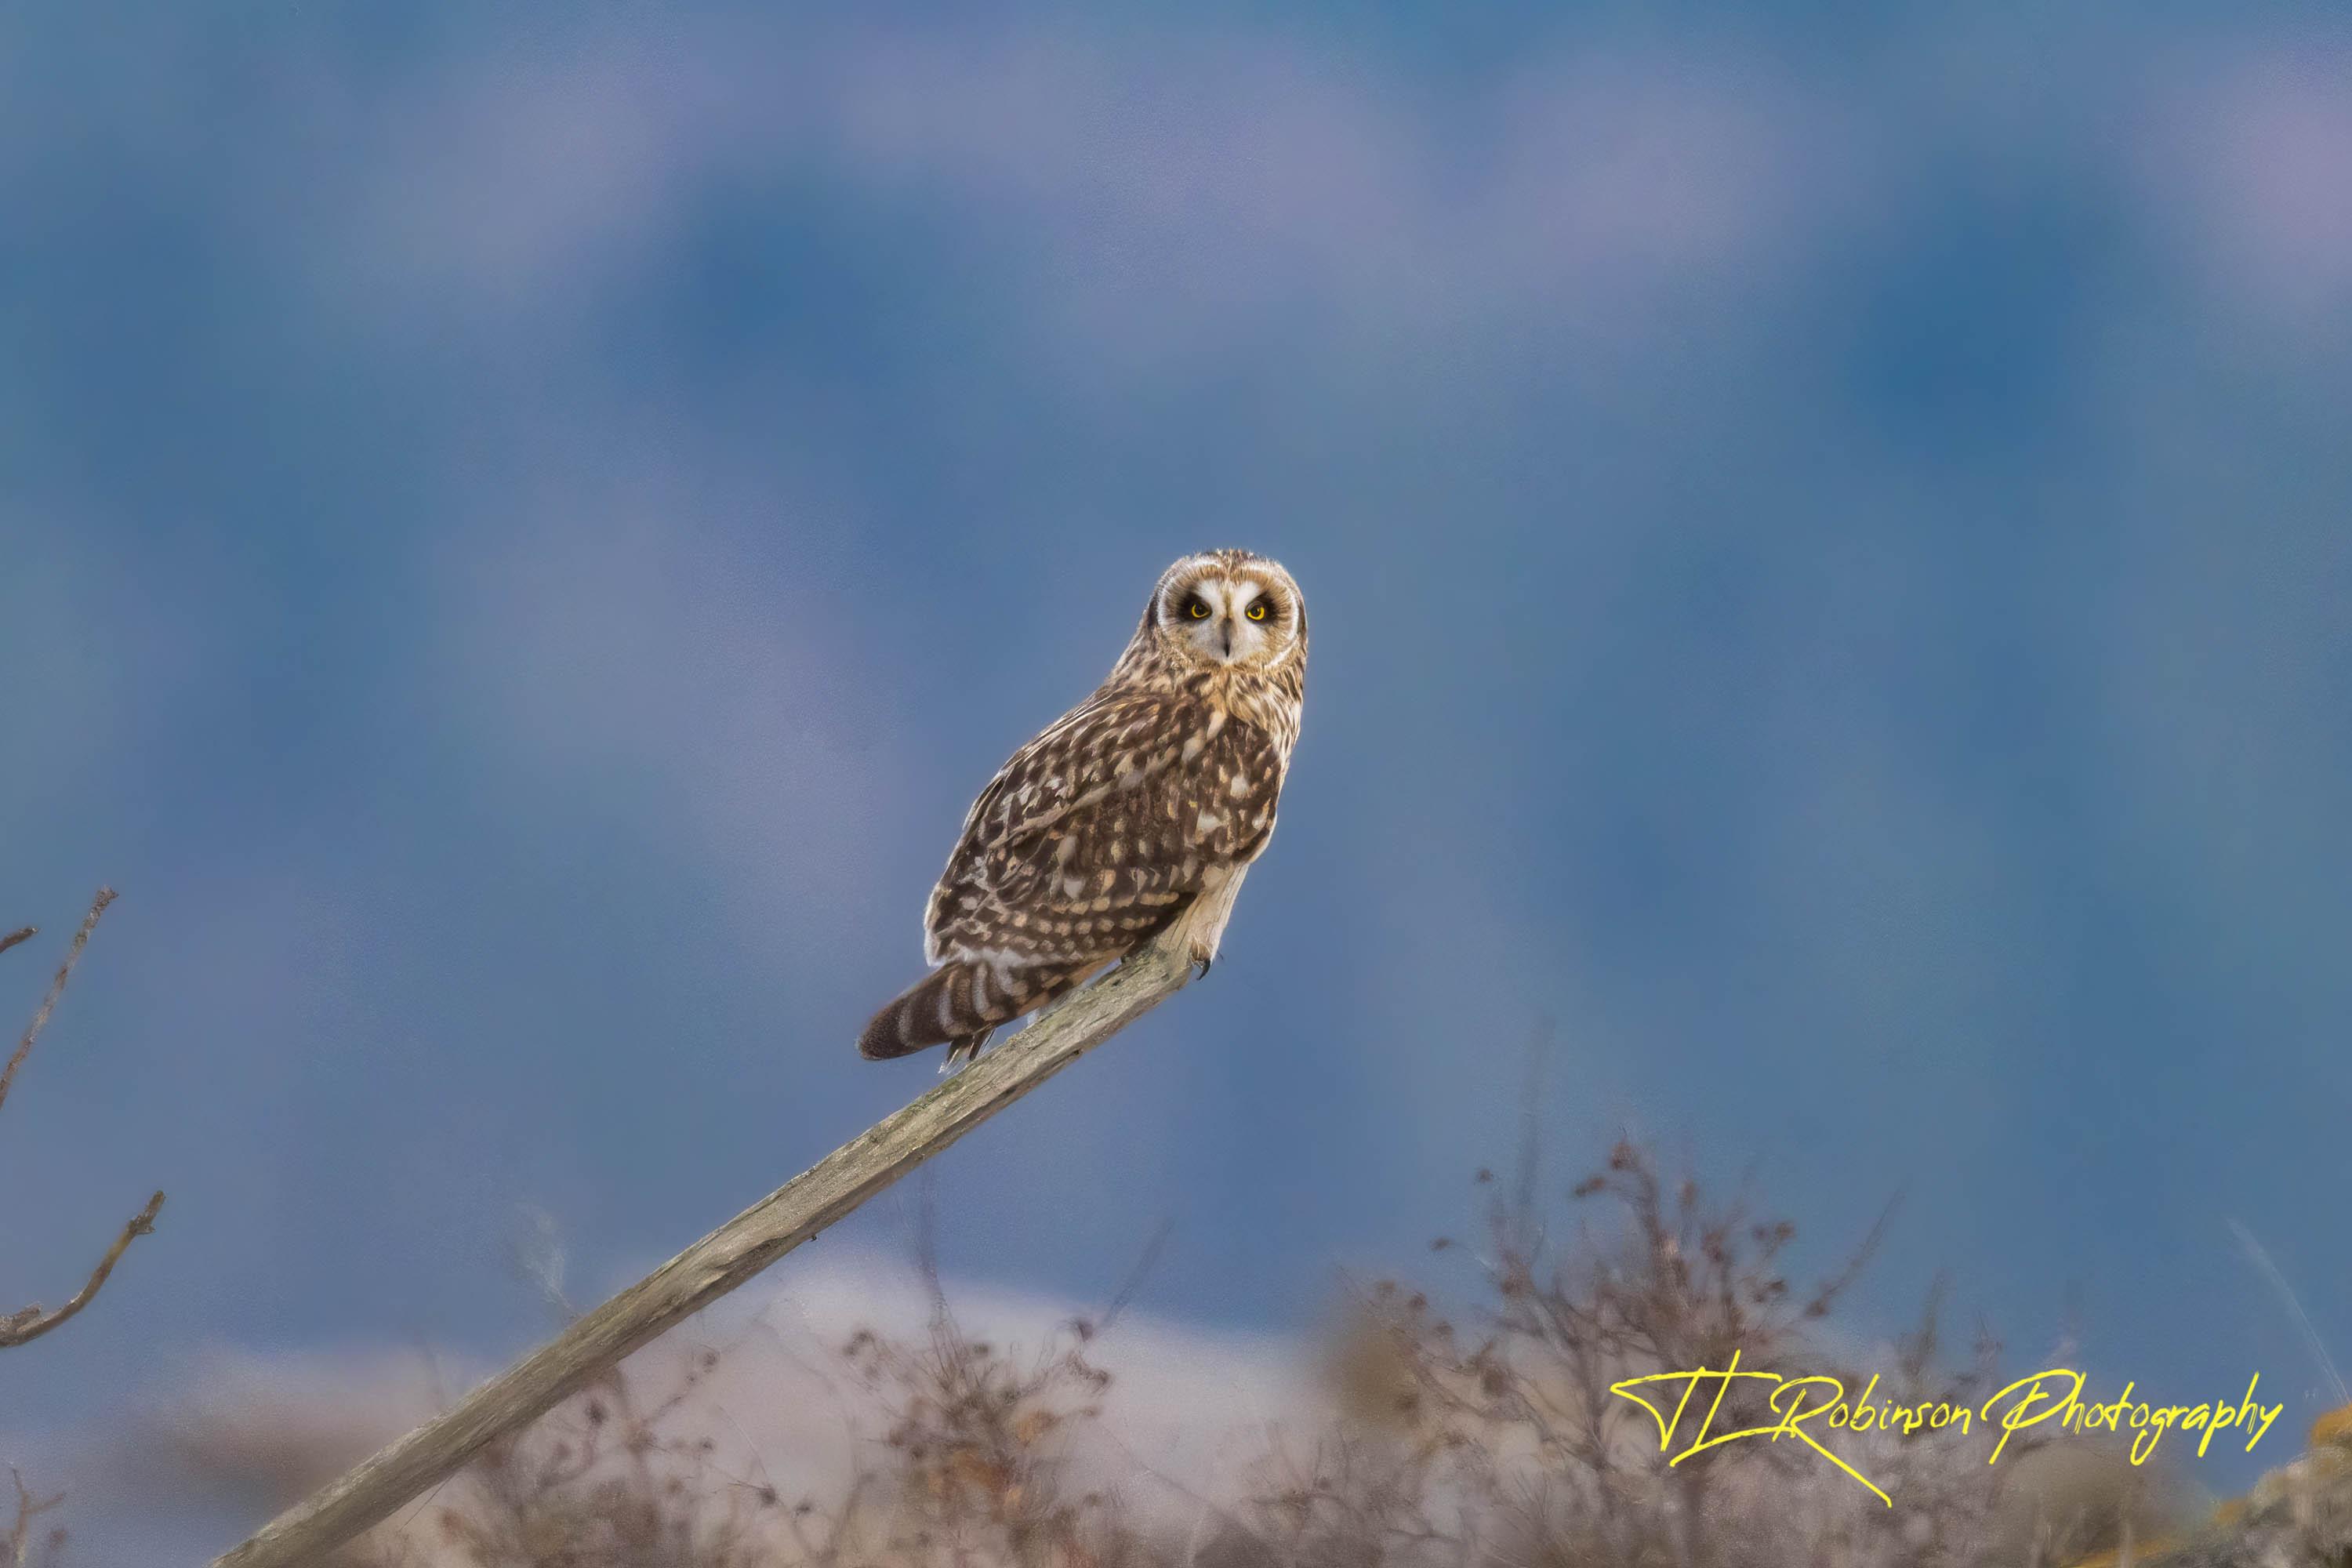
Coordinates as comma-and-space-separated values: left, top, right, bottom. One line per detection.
860, 550, 1308, 1064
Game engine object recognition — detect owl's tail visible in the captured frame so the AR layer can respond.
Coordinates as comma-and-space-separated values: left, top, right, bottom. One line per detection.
857, 960, 1087, 1063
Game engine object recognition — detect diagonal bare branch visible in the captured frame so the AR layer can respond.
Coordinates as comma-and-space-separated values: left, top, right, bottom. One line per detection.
211, 930, 1196, 1568
0, 888, 115, 1120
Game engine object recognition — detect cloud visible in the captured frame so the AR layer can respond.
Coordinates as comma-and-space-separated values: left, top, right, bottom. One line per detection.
104, 1253, 1317, 1556
2140, 39, 2352, 328
810, 34, 1830, 348
423, 445, 920, 965
322, 19, 1838, 360
339, 28, 749, 310
309, 13, 2352, 369
117, 1345, 460, 1520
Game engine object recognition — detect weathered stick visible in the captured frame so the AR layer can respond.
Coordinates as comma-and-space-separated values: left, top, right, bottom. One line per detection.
211, 936, 1194, 1568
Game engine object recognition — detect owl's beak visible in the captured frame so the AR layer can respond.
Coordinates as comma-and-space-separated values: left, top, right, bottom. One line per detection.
1220, 621, 1234, 657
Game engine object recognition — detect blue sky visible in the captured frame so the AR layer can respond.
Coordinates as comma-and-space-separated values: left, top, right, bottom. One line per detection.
4, 3, 2350, 1556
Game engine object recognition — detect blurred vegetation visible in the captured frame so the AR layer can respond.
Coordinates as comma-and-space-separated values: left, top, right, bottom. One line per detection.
22, 1131, 2344, 1565
304, 1138, 2263, 1567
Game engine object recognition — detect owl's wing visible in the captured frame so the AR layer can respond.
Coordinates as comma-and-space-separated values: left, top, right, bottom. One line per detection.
925, 689, 1283, 967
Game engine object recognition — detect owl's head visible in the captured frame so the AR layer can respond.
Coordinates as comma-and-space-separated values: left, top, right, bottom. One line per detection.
1143, 550, 1307, 673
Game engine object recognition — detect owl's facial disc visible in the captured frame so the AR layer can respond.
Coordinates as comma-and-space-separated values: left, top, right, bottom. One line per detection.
1159, 565, 1295, 668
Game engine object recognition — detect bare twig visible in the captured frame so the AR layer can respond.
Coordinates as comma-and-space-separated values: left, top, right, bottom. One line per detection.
211, 931, 1195, 1568
0, 889, 114, 1119
3, 888, 166, 1352
2228, 1216, 2351, 1406
1092, 1214, 1175, 1339
7, 1468, 66, 1568
0, 1190, 167, 1349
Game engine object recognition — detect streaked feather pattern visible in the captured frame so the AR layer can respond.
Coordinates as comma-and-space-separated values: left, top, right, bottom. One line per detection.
860, 550, 1306, 1064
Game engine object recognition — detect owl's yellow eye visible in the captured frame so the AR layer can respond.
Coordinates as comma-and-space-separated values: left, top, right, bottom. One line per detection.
1186, 599, 1211, 619
1247, 601, 1269, 622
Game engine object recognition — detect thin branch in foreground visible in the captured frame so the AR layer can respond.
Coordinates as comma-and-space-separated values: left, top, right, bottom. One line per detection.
211, 930, 1196, 1568
0, 887, 115, 1118
0, 1190, 168, 1350
2, 887, 166, 1352
2228, 1216, 2351, 1406
8, 1468, 67, 1568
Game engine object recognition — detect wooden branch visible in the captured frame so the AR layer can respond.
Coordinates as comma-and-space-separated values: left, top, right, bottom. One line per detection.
211, 935, 1196, 1568
2, 887, 166, 1352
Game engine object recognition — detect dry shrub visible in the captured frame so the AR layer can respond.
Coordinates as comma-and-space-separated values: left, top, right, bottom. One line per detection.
825, 1298, 1163, 1567
1207, 1139, 2154, 1568
407, 1354, 768, 1568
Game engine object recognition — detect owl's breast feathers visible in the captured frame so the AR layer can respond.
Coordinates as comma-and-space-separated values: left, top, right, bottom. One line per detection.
922, 688, 1291, 971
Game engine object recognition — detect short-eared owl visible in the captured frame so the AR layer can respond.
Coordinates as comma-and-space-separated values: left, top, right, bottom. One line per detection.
859, 550, 1308, 1065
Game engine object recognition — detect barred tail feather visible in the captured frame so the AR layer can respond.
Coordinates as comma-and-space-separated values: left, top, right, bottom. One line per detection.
856, 960, 1084, 1062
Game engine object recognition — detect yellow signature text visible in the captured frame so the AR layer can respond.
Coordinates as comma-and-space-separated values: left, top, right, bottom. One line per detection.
1611, 1355, 2284, 1507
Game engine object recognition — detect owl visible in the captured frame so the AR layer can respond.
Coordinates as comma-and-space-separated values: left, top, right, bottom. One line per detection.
859, 549, 1308, 1065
